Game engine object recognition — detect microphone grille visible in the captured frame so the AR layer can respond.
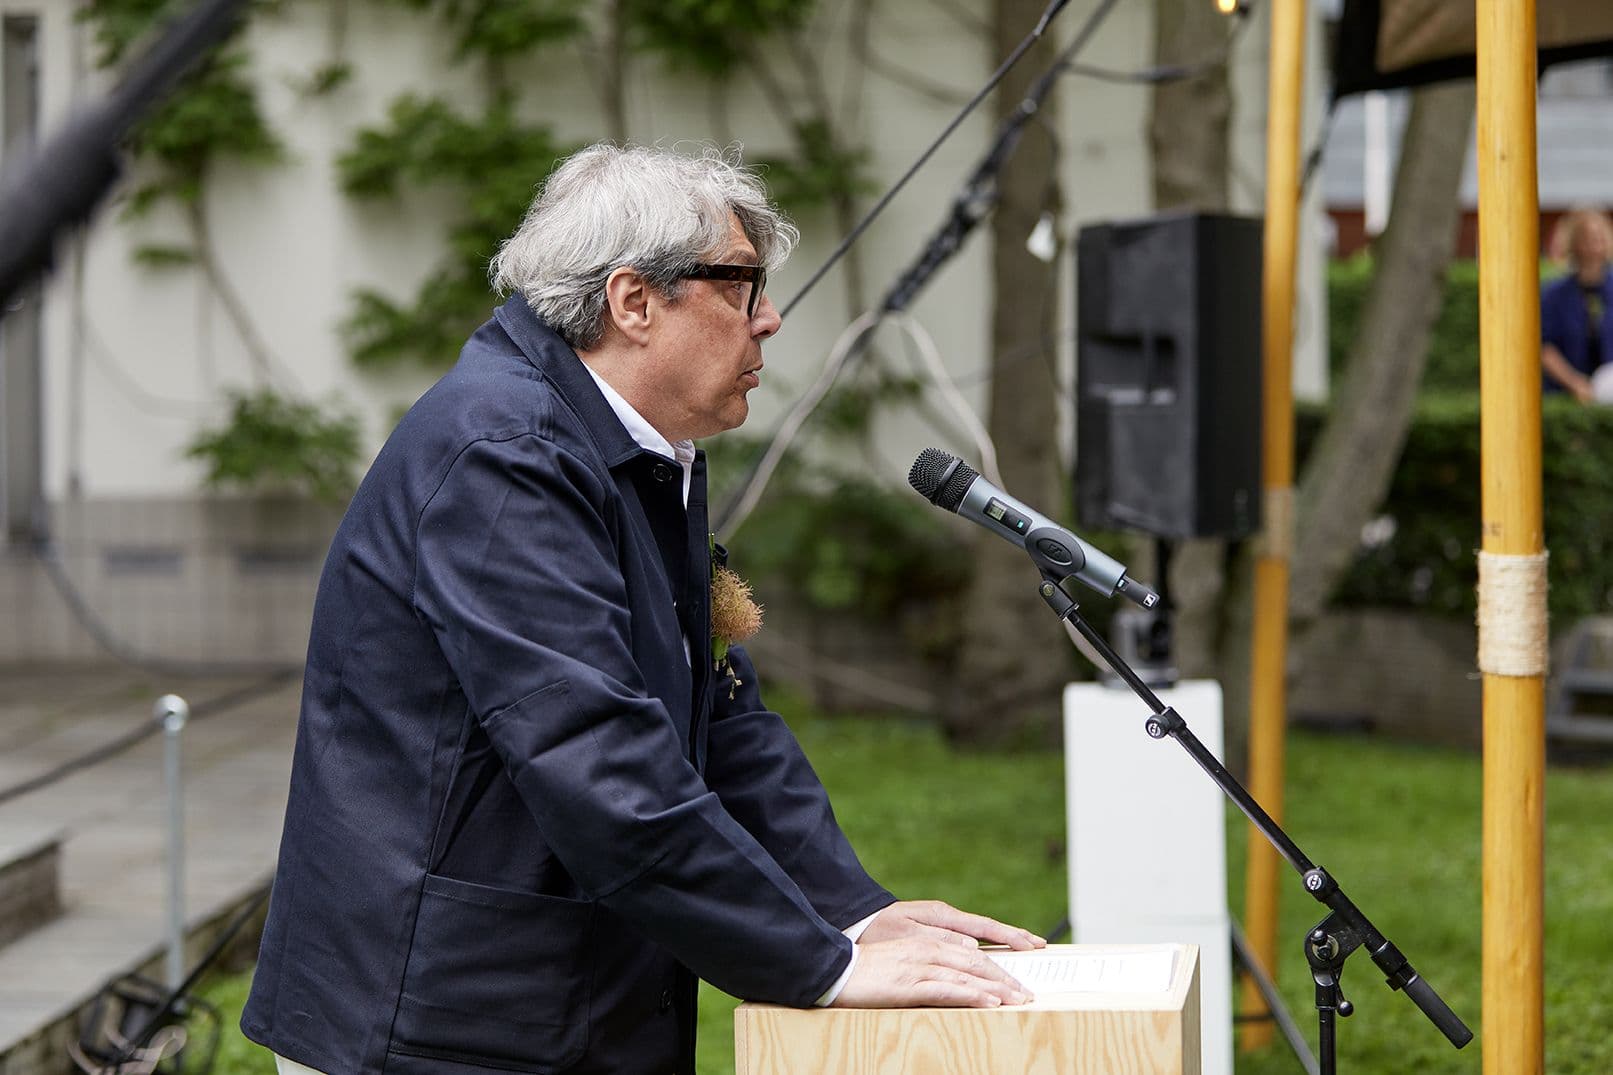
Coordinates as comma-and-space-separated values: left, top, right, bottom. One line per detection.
907, 448, 957, 500
908, 448, 977, 512
933, 458, 978, 512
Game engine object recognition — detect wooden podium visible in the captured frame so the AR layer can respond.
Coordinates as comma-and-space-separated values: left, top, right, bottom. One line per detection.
735, 943, 1200, 1075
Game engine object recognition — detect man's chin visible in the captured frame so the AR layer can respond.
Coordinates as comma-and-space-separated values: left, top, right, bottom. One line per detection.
722, 398, 751, 431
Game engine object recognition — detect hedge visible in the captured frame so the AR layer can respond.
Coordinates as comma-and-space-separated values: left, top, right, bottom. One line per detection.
1315, 259, 1613, 619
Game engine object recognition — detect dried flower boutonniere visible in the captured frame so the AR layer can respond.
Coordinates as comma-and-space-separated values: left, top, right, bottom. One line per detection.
709, 535, 762, 698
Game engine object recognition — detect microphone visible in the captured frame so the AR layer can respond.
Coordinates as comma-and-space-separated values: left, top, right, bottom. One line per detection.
908, 447, 1160, 609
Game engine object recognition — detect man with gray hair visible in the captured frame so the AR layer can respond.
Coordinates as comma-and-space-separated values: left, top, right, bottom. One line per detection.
241, 143, 1041, 1075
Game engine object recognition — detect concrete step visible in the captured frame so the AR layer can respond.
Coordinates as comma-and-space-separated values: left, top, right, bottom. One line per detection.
0, 830, 62, 952
0, 884, 269, 1075
0, 667, 299, 1075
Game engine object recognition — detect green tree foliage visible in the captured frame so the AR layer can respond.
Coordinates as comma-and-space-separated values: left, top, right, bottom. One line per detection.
1316, 258, 1613, 620
329, 0, 591, 371
333, 0, 870, 371
186, 389, 363, 501
1327, 257, 1550, 395
736, 469, 968, 620
1298, 394, 1613, 621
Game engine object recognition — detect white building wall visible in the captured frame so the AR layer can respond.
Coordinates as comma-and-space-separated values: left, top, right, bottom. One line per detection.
5, 0, 1328, 501
0, 0, 1330, 661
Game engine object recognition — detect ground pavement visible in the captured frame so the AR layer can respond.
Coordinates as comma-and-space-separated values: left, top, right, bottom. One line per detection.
0, 663, 302, 1075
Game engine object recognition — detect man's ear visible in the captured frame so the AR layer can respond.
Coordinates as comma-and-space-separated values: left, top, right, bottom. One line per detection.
603, 266, 653, 346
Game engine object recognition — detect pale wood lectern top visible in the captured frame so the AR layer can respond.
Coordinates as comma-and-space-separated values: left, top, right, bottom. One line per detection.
735, 943, 1200, 1075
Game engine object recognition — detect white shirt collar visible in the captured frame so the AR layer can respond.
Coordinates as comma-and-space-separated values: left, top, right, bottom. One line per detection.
583, 365, 696, 505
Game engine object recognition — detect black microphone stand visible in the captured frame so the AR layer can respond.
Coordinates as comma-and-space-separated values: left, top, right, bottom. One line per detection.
1025, 538, 1473, 1073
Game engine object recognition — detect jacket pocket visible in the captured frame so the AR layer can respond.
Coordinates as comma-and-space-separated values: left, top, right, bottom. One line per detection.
392, 873, 593, 1072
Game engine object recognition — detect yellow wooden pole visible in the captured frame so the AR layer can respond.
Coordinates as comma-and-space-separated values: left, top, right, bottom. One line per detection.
1239, 0, 1305, 1052
1475, 1, 1546, 1072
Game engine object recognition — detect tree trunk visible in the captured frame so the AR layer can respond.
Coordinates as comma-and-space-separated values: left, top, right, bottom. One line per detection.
1149, 0, 1231, 212
1215, 80, 1476, 766
1146, 0, 1235, 682
944, 0, 1068, 746
1289, 80, 1476, 634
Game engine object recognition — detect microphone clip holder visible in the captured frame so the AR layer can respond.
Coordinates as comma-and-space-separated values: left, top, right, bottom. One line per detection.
1031, 568, 1472, 1073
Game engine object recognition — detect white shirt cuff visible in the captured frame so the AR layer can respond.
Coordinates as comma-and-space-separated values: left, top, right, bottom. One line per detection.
814, 911, 883, 1006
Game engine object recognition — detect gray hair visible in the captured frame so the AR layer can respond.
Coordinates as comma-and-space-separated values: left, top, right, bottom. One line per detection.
489, 143, 798, 349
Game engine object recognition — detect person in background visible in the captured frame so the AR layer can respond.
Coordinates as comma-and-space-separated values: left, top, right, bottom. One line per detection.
1541, 205, 1613, 402
240, 143, 1042, 1075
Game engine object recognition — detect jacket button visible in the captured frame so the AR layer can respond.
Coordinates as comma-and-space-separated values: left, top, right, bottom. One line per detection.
658, 989, 673, 1013
651, 463, 675, 483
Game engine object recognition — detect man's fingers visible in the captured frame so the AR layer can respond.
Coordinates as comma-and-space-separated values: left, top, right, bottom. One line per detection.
833, 938, 1034, 1009
911, 922, 980, 949
909, 981, 1005, 1008
909, 901, 1047, 951
954, 912, 1044, 951
925, 941, 1033, 1004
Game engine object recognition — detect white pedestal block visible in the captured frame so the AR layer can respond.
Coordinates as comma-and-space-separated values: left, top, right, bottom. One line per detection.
1064, 680, 1232, 1075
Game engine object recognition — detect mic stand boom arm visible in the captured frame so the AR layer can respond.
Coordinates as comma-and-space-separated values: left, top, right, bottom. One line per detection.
1027, 544, 1472, 1073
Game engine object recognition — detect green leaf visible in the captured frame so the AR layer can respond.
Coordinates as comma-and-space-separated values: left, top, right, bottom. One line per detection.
624, 0, 815, 78
336, 98, 573, 370
131, 243, 198, 268
185, 388, 363, 501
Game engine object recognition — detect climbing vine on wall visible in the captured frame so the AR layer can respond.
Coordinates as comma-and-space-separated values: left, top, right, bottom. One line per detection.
80, 0, 284, 252
77, 0, 888, 488
337, 95, 572, 368
79, 0, 361, 495
336, 0, 888, 373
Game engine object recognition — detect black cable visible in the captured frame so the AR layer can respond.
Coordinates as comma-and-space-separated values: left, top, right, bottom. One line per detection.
718, 0, 1260, 531
777, 0, 1074, 320
111, 884, 273, 1069
1299, 95, 1340, 201
715, 1, 1124, 533
1061, 60, 1211, 84
0, 671, 296, 808
881, 0, 1120, 315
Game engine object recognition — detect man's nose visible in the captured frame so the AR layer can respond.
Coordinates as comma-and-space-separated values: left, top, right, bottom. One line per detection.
752, 294, 782, 339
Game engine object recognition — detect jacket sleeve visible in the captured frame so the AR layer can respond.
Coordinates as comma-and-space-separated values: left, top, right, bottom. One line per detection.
412, 432, 852, 1007
702, 644, 896, 930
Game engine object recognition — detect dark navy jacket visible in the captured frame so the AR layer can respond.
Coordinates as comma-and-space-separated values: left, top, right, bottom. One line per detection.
241, 296, 892, 1074
1542, 270, 1613, 390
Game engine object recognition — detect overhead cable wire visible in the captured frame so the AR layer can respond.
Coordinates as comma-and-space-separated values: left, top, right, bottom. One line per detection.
718, 0, 1262, 534
888, 313, 1004, 487
877, 0, 1120, 316
718, 311, 881, 537
715, 0, 1124, 534
776, 0, 1077, 323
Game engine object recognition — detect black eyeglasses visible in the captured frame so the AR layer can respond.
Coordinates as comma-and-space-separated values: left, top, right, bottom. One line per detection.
684, 263, 767, 318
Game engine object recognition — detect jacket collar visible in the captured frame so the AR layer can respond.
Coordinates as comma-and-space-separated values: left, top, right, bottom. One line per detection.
493, 294, 643, 468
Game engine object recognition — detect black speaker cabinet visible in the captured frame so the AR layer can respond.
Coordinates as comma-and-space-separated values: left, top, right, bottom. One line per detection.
1075, 211, 1263, 540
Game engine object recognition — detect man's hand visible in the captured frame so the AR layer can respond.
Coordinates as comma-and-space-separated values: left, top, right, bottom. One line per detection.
830, 937, 1033, 1008
857, 900, 1045, 952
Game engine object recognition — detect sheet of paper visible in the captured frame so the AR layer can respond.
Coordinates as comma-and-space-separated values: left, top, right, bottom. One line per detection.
985, 948, 1176, 995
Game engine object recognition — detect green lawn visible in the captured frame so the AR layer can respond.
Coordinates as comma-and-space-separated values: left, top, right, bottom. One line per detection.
196, 699, 1613, 1073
